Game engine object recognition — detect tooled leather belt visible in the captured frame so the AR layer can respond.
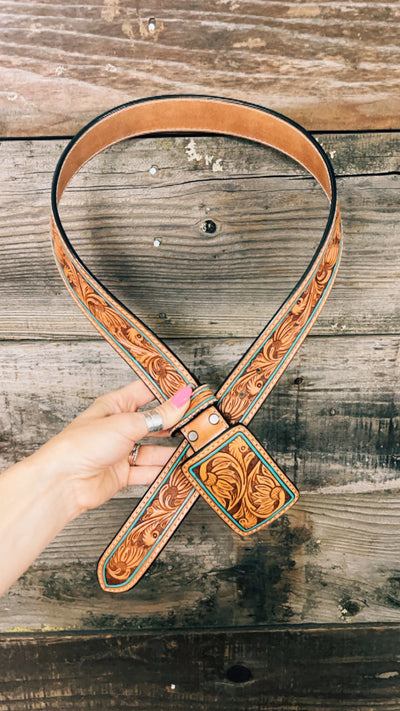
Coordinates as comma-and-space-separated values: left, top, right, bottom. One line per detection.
51, 95, 342, 593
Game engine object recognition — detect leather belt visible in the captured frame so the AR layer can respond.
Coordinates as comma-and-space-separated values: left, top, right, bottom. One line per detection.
50, 95, 342, 593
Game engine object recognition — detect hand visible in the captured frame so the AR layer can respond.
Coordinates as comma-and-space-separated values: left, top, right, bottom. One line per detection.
0, 381, 192, 595
34, 381, 193, 517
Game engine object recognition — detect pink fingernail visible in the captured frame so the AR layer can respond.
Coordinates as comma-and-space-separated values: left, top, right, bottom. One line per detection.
170, 385, 193, 407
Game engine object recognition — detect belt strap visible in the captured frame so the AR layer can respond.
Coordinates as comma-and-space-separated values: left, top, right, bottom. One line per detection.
51, 96, 342, 593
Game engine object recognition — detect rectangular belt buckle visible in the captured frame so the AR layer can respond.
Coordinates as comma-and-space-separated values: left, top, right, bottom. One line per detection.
182, 424, 299, 536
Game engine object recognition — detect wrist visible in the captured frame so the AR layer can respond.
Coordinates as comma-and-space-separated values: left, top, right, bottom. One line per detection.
0, 444, 78, 596
28, 435, 81, 523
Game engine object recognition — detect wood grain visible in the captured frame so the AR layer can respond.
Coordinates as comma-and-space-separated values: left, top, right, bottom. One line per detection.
1, 134, 399, 339
0, 1, 399, 135
1, 490, 399, 631
0, 129, 399, 643
0, 337, 399, 491
1, 5, 399, 701
0, 626, 399, 711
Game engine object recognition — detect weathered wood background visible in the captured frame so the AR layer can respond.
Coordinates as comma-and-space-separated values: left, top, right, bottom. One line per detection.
1, 0, 399, 133
0, 1, 399, 709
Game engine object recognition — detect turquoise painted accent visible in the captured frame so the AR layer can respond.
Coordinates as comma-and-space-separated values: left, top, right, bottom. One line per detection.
218, 241, 343, 422
54, 252, 192, 399
180, 394, 216, 421
187, 430, 295, 533
102, 445, 193, 589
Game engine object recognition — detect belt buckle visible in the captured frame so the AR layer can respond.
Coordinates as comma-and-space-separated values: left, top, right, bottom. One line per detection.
181, 423, 299, 536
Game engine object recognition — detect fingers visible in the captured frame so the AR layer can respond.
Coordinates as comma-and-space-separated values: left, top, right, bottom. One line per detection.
153, 385, 193, 430
108, 385, 193, 444
77, 380, 158, 421
125, 445, 177, 486
127, 465, 169, 487
105, 380, 158, 414
130, 444, 176, 467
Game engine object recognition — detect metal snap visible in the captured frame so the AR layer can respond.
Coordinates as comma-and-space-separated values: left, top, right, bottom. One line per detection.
209, 413, 220, 425
188, 430, 198, 442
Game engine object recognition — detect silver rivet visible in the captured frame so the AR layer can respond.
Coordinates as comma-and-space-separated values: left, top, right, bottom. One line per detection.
209, 413, 220, 425
188, 430, 198, 442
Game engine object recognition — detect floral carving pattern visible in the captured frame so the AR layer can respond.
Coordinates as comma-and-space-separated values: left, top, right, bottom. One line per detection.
190, 434, 290, 530
219, 219, 342, 422
51, 208, 341, 589
104, 464, 194, 585
52, 225, 187, 398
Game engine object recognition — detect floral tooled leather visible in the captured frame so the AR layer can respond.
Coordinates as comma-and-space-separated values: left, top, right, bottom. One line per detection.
50, 96, 343, 592
52, 221, 191, 399
218, 214, 342, 424
182, 425, 298, 535
169, 384, 217, 435
102, 450, 196, 589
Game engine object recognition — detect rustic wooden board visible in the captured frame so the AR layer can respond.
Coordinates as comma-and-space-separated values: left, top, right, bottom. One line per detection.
1, 133, 399, 340
1, 1, 399, 135
0, 129, 399, 633
1, 489, 399, 631
0, 337, 399, 491
0, 626, 399, 710
1, 3, 399, 700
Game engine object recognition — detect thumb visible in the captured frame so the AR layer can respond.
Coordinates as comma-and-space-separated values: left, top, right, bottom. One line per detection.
105, 385, 193, 443
155, 385, 193, 431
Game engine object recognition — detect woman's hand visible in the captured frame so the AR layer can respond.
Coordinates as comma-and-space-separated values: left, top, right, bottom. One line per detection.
37, 380, 192, 516
0, 381, 192, 596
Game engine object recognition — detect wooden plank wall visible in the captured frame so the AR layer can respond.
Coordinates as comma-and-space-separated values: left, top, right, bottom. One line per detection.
1, 0, 399, 134
1, 627, 400, 710
0, 2, 399, 709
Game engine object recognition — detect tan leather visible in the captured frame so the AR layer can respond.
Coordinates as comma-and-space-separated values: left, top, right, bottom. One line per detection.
180, 407, 230, 452
182, 424, 299, 535
55, 99, 333, 201
51, 95, 342, 593
170, 385, 217, 435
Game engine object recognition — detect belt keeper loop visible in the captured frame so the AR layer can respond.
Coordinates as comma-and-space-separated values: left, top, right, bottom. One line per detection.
169, 384, 217, 435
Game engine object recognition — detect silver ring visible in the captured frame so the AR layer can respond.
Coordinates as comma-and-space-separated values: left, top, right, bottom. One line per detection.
128, 443, 141, 466
143, 410, 164, 433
